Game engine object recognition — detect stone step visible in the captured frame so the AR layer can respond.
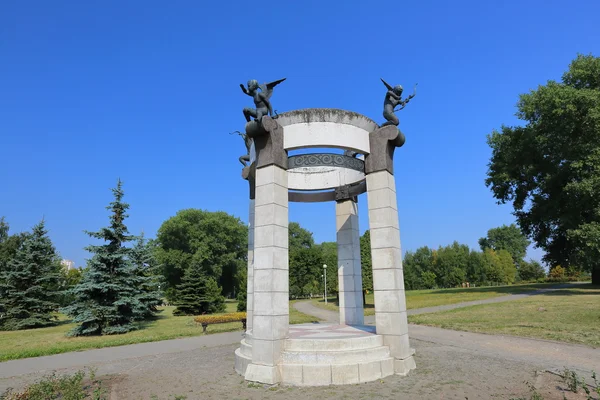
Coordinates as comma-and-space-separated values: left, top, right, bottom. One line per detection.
239, 339, 252, 358
234, 348, 252, 376
281, 345, 391, 365
284, 333, 383, 352
280, 357, 395, 386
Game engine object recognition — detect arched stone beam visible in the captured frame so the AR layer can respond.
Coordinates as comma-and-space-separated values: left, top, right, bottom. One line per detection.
277, 108, 378, 154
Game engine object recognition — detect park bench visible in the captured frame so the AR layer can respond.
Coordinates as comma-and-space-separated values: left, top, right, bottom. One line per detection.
194, 312, 247, 333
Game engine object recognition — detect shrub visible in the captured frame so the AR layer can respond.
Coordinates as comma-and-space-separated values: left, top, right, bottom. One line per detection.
549, 265, 565, 279
1, 368, 105, 400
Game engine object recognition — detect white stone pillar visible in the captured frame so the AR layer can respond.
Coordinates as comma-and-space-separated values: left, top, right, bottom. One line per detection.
244, 165, 289, 384
246, 199, 255, 334
336, 199, 364, 326
366, 170, 415, 375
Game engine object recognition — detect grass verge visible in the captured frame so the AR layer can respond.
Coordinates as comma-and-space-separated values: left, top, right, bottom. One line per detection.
0, 301, 319, 362
310, 282, 567, 316
408, 284, 600, 347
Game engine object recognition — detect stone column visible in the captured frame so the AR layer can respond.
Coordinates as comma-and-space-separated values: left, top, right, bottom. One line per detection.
244, 117, 289, 384
336, 199, 364, 326
365, 125, 415, 376
246, 198, 255, 334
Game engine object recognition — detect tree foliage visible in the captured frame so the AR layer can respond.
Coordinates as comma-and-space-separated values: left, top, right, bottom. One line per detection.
485, 54, 600, 284
318, 241, 338, 296
0, 217, 29, 275
402, 241, 523, 289
360, 231, 373, 291
173, 267, 225, 315
519, 259, 546, 281
130, 233, 164, 318
403, 246, 434, 290
155, 209, 247, 301
290, 247, 322, 298
0, 220, 62, 330
479, 224, 530, 267
62, 180, 161, 336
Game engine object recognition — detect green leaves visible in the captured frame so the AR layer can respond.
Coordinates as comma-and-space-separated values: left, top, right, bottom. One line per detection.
155, 209, 247, 300
479, 224, 530, 267
485, 54, 600, 283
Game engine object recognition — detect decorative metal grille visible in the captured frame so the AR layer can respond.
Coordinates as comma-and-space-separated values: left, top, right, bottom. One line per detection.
287, 153, 364, 172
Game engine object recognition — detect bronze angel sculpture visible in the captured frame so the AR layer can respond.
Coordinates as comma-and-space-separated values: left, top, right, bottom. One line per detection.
240, 78, 286, 122
230, 130, 253, 167
380, 78, 417, 127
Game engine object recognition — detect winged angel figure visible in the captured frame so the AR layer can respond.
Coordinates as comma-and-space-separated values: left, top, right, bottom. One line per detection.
381, 78, 417, 127
240, 78, 286, 122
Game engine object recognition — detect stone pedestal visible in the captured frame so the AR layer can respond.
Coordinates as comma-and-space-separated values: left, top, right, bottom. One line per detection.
336, 199, 364, 326
246, 199, 255, 334
366, 170, 415, 374
244, 164, 289, 384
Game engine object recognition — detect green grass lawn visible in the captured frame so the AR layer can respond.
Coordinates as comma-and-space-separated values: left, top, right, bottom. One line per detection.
0, 301, 319, 362
408, 284, 600, 347
310, 282, 565, 316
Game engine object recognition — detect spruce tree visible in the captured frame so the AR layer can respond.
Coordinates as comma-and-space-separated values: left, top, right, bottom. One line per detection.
236, 272, 247, 312
62, 180, 156, 336
173, 267, 225, 316
130, 233, 163, 319
0, 220, 61, 330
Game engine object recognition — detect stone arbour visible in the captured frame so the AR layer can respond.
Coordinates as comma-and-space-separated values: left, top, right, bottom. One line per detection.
238, 109, 415, 384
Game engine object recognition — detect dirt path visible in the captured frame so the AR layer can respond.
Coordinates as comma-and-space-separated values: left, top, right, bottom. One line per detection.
2, 335, 597, 399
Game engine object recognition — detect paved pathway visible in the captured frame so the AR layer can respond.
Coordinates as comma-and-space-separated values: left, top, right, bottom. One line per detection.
293, 283, 583, 324
0, 331, 245, 379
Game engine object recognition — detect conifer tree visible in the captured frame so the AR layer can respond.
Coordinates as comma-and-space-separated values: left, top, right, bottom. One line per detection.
62, 180, 157, 336
236, 271, 247, 312
0, 220, 61, 330
173, 267, 225, 316
130, 233, 163, 318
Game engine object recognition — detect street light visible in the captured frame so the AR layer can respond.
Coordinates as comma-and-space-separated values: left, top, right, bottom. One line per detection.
323, 264, 328, 304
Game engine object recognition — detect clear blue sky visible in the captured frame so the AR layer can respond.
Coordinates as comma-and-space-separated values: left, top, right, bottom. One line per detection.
1, 1, 599, 268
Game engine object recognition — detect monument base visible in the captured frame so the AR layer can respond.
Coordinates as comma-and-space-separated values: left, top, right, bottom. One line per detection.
394, 354, 417, 376
234, 323, 416, 386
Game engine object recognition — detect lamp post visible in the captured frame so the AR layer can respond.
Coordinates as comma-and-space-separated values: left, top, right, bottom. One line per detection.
323, 264, 328, 304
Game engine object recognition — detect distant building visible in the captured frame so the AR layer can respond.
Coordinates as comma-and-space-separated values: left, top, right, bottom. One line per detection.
61, 259, 76, 271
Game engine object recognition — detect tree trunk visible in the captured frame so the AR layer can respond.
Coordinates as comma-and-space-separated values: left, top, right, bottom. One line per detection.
592, 266, 600, 285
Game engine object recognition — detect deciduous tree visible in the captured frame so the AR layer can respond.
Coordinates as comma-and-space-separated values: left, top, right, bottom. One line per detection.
479, 224, 530, 267
155, 209, 247, 301
485, 54, 600, 284
518, 259, 546, 281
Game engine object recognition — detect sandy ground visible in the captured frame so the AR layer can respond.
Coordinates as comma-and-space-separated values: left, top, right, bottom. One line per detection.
2, 338, 597, 399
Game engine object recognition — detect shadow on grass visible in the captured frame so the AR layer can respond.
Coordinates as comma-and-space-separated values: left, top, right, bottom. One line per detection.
531, 285, 600, 297
53, 319, 74, 327
424, 282, 592, 296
